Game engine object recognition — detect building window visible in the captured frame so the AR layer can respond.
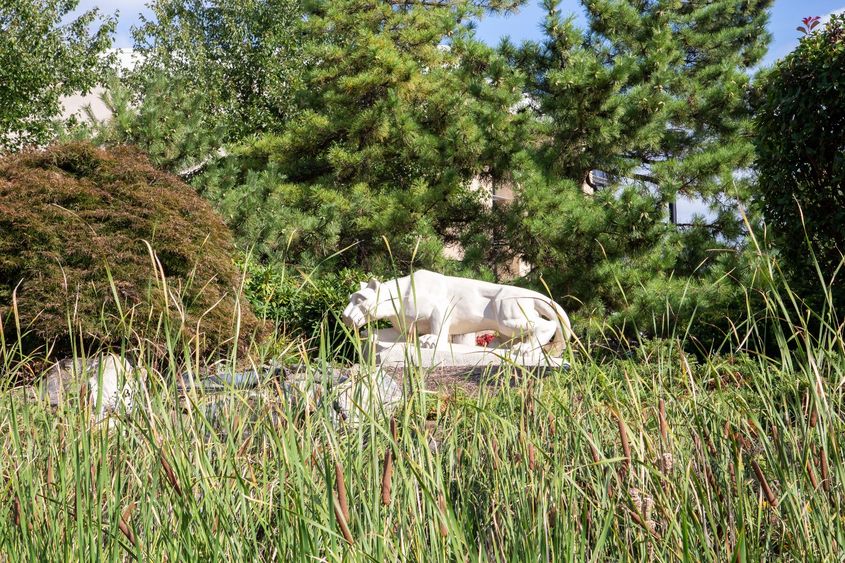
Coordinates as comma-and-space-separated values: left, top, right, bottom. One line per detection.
588, 170, 611, 189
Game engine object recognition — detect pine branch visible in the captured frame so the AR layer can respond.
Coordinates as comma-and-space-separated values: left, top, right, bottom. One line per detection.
386, 0, 521, 9
632, 173, 659, 185
177, 147, 229, 180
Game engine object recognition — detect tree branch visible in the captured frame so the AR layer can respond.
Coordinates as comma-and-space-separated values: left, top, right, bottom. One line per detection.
177, 147, 229, 180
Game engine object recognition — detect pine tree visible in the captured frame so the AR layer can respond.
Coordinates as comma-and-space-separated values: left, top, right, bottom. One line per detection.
501, 0, 772, 341
77, 73, 226, 174
201, 0, 528, 272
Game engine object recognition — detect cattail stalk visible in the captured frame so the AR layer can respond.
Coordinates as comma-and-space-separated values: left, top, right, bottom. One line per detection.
90, 464, 98, 495
627, 507, 661, 540
820, 447, 831, 492
437, 493, 449, 538
46, 453, 54, 487
159, 450, 183, 497
658, 399, 669, 443
80, 379, 90, 412
118, 502, 137, 547
528, 443, 536, 471
335, 461, 349, 524
615, 410, 631, 477
702, 429, 718, 457
334, 494, 355, 545
587, 435, 601, 464
237, 435, 253, 458
11, 495, 20, 528
807, 458, 819, 489
526, 382, 535, 418
381, 418, 397, 506
751, 459, 777, 507
381, 448, 393, 506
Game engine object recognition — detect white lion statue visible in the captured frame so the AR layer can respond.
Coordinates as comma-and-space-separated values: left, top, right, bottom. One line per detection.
342, 270, 572, 355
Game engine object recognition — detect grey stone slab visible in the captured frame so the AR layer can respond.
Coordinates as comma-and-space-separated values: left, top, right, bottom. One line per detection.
368, 340, 566, 370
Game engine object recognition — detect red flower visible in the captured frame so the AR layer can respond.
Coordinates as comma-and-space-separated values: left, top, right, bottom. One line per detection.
475, 333, 495, 347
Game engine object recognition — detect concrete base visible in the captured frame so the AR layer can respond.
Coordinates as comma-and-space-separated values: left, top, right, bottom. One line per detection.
362, 328, 567, 370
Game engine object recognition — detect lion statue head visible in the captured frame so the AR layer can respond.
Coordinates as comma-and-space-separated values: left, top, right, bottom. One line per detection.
341, 279, 382, 328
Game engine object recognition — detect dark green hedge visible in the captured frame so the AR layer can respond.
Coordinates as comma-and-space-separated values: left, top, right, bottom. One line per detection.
754, 16, 845, 310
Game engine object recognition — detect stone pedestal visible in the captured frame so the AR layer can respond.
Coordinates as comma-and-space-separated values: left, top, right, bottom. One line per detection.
362, 328, 568, 372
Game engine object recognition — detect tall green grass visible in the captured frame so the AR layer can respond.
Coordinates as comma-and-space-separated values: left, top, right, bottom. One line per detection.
1, 245, 844, 560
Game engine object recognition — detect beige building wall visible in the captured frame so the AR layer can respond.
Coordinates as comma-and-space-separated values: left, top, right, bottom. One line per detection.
61, 87, 112, 122
442, 175, 530, 279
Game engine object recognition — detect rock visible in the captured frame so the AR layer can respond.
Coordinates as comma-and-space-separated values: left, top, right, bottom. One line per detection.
284, 364, 403, 428
331, 368, 403, 427
179, 363, 403, 430
41, 354, 141, 422
177, 364, 283, 393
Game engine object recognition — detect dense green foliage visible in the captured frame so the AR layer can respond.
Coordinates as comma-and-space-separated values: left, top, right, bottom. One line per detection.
0, 143, 261, 357
0, 0, 115, 151
244, 263, 369, 358
754, 14, 845, 311
130, 0, 305, 140
76, 0, 307, 176
495, 0, 772, 344
7, 5, 845, 559
80, 74, 227, 175
25, 0, 783, 347
198, 0, 528, 271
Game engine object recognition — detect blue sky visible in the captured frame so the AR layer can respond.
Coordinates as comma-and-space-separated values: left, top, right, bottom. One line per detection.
473, 0, 845, 65
79, 0, 845, 67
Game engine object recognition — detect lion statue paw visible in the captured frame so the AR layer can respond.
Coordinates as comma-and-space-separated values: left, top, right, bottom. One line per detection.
418, 334, 442, 349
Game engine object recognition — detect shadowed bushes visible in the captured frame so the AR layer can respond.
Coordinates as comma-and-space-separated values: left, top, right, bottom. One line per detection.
243, 263, 370, 361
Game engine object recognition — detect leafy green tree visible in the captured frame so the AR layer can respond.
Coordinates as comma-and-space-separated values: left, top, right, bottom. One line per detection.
73, 1, 300, 176
130, 0, 306, 140
80, 1, 306, 180
754, 14, 845, 310
499, 0, 772, 342
199, 0, 529, 272
0, 0, 115, 151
